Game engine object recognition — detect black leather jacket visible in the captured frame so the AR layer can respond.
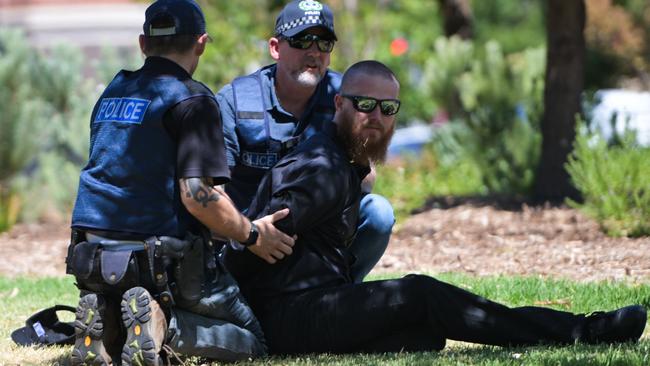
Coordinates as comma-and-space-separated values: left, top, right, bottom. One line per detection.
223, 124, 369, 304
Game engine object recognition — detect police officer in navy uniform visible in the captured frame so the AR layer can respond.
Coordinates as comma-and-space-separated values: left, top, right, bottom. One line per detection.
67, 1, 294, 364
216, 0, 395, 281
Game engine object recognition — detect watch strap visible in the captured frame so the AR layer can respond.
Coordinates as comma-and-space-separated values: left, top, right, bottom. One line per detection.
241, 221, 259, 246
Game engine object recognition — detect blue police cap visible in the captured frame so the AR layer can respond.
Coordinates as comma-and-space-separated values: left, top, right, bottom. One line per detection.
143, 0, 207, 37
274, 0, 337, 40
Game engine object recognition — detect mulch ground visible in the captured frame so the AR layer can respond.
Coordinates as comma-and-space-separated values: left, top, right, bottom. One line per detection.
1, 201, 648, 282
376, 198, 650, 283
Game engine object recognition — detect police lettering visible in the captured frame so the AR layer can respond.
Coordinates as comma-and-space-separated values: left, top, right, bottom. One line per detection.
241, 152, 278, 169
95, 97, 151, 124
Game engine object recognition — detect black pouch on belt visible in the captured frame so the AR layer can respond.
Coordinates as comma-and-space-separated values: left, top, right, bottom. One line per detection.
65, 230, 85, 275
70, 242, 99, 280
100, 250, 134, 285
174, 234, 209, 307
174, 235, 206, 306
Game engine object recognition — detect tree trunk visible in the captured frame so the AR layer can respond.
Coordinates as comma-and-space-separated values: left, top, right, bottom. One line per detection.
533, 0, 585, 202
438, 0, 473, 39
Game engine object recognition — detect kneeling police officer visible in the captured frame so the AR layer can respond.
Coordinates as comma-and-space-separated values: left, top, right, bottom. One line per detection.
66, 1, 295, 365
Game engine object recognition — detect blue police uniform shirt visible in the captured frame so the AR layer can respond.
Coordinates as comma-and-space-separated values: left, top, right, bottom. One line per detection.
72, 57, 228, 238
216, 64, 341, 211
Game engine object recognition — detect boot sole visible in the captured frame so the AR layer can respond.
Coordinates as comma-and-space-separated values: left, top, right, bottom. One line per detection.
71, 294, 111, 366
121, 287, 162, 366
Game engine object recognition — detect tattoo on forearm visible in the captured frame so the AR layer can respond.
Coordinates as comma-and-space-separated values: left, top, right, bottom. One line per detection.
184, 178, 220, 208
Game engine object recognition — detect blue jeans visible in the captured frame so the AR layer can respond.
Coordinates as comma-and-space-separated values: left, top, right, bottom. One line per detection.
348, 193, 395, 283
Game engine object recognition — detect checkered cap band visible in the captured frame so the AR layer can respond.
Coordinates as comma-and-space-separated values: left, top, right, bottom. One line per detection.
275, 15, 331, 35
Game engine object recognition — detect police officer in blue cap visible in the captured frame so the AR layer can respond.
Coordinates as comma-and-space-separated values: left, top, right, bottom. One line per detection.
67, 0, 293, 364
216, 0, 394, 282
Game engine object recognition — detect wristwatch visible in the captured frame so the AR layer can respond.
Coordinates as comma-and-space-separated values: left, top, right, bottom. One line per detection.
240, 221, 259, 246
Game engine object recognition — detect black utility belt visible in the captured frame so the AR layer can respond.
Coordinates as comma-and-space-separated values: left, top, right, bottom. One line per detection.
84, 232, 188, 255
65, 234, 193, 300
66, 230, 217, 307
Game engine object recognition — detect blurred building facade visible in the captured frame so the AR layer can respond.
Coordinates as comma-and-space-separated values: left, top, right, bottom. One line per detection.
0, 0, 146, 69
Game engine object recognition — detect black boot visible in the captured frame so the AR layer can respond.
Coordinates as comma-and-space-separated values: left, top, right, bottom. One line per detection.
578, 305, 647, 344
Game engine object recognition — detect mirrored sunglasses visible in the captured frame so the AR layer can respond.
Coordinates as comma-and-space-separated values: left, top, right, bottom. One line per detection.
282, 34, 335, 53
342, 95, 401, 116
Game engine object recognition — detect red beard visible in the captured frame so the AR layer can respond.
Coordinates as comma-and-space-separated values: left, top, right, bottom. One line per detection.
337, 111, 395, 164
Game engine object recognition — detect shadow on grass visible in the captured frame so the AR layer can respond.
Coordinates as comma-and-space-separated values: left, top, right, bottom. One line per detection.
33, 340, 650, 365
226, 340, 650, 366
439, 341, 650, 365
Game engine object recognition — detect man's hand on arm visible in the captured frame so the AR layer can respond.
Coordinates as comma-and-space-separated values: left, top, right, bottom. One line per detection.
179, 177, 295, 263
247, 208, 297, 264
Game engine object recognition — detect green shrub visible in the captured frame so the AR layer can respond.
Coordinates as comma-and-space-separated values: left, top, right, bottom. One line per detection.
0, 29, 118, 228
375, 140, 484, 221
196, 1, 271, 91
566, 122, 650, 237
421, 37, 545, 195
0, 30, 51, 230
471, 0, 545, 54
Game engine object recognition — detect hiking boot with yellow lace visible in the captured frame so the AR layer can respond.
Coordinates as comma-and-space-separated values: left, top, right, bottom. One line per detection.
120, 287, 167, 366
71, 293, 112, 366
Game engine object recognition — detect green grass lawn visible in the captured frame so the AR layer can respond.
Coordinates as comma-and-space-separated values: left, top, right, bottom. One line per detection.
1, 274, 648, 365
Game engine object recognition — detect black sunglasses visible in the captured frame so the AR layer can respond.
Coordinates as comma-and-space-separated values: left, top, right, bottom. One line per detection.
281, 34, 335, 53
341, 95, 401, 116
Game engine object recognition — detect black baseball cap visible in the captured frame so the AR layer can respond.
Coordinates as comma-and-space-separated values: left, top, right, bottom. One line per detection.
274, 0, 337, 40
143, 0, 207, 37
11, 305, 76, 347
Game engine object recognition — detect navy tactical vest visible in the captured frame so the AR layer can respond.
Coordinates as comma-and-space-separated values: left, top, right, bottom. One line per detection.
71, 63, 214, 237
226, 65, 341, 210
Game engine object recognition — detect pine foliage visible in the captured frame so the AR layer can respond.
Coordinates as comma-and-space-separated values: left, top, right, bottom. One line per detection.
566, 122, 650, 237
422, 37, 546, 195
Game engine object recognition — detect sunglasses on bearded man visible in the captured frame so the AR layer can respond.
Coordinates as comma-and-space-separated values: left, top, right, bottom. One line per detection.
341, 95, 401, 116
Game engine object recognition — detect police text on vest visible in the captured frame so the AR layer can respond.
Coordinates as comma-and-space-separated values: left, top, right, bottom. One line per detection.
95, 98, 151, 124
